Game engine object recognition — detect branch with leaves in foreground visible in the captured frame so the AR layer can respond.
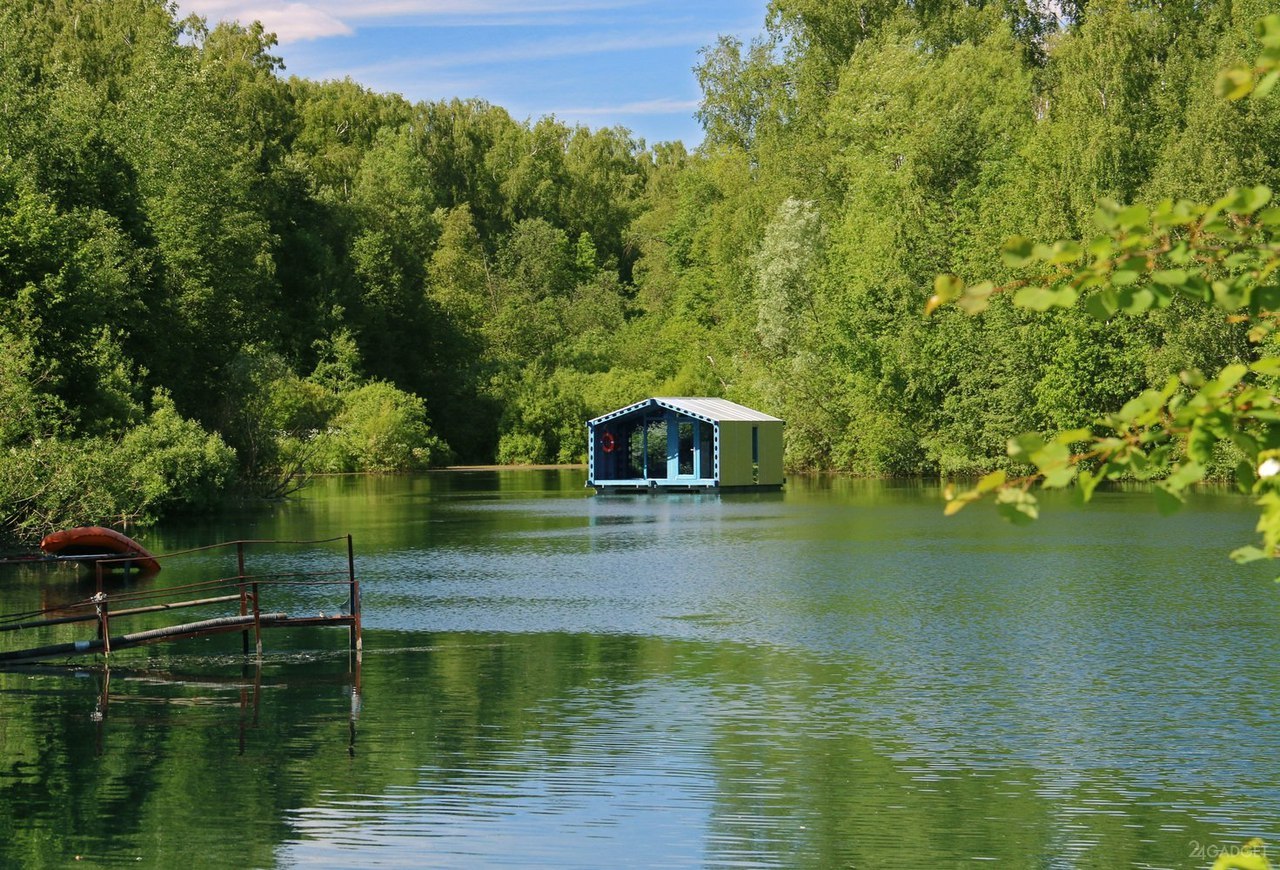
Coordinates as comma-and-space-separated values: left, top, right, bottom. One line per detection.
929, 15, 1280, 571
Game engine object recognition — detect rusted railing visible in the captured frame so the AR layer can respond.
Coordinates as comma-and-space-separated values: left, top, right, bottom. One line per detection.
0, 535, 362, 665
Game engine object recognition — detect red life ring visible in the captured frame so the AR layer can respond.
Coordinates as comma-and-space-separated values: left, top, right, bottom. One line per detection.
601, 432, 616, 453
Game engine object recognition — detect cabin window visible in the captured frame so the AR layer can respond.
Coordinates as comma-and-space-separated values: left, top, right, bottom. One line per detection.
752, 426, 759, 484
644, 419, 667, 479
678, 422, 695, 476
623, 425, 643, 478
699, 423, 714, 479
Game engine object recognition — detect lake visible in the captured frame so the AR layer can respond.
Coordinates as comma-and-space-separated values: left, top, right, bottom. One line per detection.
2, 470, 1278, 868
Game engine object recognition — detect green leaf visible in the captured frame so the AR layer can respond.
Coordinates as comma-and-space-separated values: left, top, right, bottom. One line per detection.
1013, 284, 1078, 311
995, 488, 1039, 525
1047, 241, 1083, 265
1053, 427, 1093, 445
1178, 275, 1212, 302
1231, 545, 1271, 564
1030, 441, 1070, 471
944, 492, 979, 516
1225, 185, 1272, 214
1261, 13, 1280, 47
1237, 459, 1259, 494
1117, 389, 1165, 425
1251, 357, 1280, 376
1116, 205, 1150, 231
1043, 464, 1077, 488
1001, 236, 1035, 268
1111, 266, 1142, 286
927, 274, 964, 315
933, 273, 963, 298
1118, 287, 1155, 314
1216, 64, 1256, 100
1077, 467, 1105, 502
1187, 423, 1218, 464
1153, 484, 1184, 516
955, 281, 995, 315
1258, 69, 1280, 99
975, 469, 1006, 494
1253, 284, 1280, 313
1213, 278, 1251, 311
1151, 269, 1188, 286
1128, 449, 1158, 480
1203, 363, 1248, 397
1167, 241, 1194, 265
1094, 199, 1122, 230
1232, 431, 1261, 461
1165, 460, 1206, 491
1086, 288, 1119, 321
1007, 432, 1045, 461
1255, 492, 1280, 554
1148, 282, 1174, 308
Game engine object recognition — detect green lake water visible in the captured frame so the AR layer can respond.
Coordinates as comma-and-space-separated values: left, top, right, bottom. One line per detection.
2, 470, 1279, 868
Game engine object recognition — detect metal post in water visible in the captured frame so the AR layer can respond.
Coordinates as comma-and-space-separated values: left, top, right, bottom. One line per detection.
238, 542, 249, 657
347, 534, 361, 661
94, 666, 110, 756
349, 650, 362, 758
94, 591, 111, 657
95, 561, 104, 649
251, 580, 262, 659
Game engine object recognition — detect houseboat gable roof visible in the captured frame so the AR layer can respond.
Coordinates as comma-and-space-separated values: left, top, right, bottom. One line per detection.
587, 397, 783, 426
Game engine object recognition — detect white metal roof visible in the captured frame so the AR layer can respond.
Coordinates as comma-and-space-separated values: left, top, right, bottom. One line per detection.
587, 397, 783, 426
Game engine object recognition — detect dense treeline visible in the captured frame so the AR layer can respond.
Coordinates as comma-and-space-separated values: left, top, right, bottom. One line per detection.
0, 0, 1276, 543
689, 0, 1278, 475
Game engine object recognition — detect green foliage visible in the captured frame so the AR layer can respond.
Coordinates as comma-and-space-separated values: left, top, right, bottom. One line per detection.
4, 0, 1279, 541
309, 382, 450, 473
216, 347, 334, 495
694, 35, 789, 152
0, 394, 234, 547
1216, 15, 1280, 101
0, 437, 125, 548
755, 198, 824, 357
936, 22, 1280, 569
493, 366, 591, 465
0, 325, 65, 445
1210, 839, 1272, 870
117, 391, 238, 518
0, 0, 673, 533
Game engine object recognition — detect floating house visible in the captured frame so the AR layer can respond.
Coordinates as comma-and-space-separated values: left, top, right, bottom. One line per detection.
586, 398, 784, 493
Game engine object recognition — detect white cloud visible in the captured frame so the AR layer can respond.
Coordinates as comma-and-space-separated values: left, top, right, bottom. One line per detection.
553, 97, 700, 116
253, 4, 354, 40
178, 0, 642, 41
179, 1, 350, 41
319, 0, 637, 18
338, 29, 711, 79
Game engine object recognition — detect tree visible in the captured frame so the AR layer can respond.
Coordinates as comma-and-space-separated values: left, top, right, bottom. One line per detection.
932, 14, 1280, 566
310, 381, 449, 472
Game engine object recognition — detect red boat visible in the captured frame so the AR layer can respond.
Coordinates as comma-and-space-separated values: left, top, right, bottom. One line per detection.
39, 526, 161, 574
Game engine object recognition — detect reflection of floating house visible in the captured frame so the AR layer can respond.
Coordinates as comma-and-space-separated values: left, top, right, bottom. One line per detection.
586, 398, 784, 493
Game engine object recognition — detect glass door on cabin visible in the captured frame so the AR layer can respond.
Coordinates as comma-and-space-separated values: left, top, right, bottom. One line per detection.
699, 423, 714, 479
673, 418, 712, 480
676, 421, 696, 477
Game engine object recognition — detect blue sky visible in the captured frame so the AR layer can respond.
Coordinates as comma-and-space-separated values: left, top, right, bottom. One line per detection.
177, 0, 771, 147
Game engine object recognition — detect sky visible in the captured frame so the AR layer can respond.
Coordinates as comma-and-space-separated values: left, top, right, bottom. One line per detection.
175, 0, 771, 147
